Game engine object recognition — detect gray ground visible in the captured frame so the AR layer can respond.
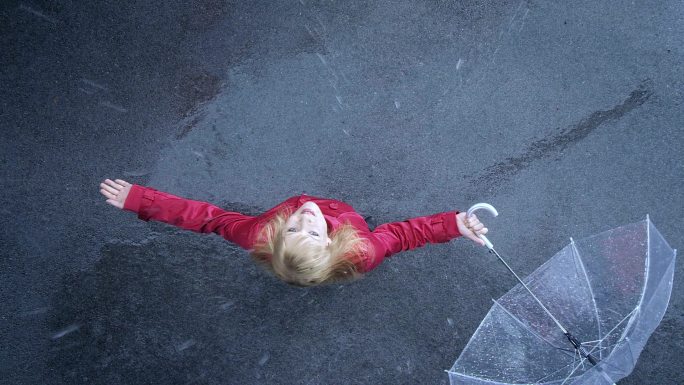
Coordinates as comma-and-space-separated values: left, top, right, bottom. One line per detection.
2, 0, 682, 384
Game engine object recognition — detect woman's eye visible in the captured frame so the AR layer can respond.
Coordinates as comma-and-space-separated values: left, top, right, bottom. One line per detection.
287, 228, 296, 232
309, 231, 319, 236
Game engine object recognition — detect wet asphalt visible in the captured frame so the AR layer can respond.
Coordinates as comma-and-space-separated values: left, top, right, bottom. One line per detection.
1, 0, 683, 384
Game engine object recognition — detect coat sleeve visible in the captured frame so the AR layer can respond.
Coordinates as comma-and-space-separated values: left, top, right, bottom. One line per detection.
122, 184, 259, 250
364, 211, 462, 271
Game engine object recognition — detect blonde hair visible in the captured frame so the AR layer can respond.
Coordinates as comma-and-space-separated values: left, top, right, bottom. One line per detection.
250, 209, 368, 286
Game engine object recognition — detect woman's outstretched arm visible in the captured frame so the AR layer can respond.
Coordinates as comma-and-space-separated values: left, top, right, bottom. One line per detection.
99, 178, 258, 249
365, 211, 487, 271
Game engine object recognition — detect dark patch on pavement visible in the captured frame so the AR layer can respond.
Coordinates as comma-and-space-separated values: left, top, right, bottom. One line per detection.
467, 80, 654, 196
176, 115, 204, 139
44, 233, 253, 383
174, 64, 222, 119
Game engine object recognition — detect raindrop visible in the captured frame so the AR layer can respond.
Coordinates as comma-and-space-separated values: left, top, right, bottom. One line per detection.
51, 324, 80, 340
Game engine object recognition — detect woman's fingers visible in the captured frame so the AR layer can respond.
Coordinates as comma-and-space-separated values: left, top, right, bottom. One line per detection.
100, 178, 130, 210
101, 189, 123, 208
456, 212, 489, 247
466, 216, 488, 239
114, 179, 130, 187
467, 233, 485, 246
468, 226, 488, 238
100, 188, 117, 200
102, 179, 119, 190
104, 178, 124, 190
470, 221, 488, 235
100, 182, 119, 195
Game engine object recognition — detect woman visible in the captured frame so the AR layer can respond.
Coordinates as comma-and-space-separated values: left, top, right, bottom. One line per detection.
99, 178, 488, 286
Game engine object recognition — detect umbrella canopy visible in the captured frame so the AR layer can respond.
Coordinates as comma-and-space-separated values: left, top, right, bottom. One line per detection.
448, 218, 676, 385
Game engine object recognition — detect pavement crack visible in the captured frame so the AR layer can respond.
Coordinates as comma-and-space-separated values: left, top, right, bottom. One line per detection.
467, 79, 654, 196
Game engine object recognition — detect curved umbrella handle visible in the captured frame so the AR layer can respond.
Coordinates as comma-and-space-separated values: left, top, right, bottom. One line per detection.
466, 203, 498, 250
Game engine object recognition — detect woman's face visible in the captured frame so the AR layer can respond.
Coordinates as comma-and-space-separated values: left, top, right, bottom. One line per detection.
283, 202, 331, 246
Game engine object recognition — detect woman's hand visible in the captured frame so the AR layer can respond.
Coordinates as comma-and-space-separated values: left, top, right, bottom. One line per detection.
99, 179, 132, 209
456, 212, 489, 247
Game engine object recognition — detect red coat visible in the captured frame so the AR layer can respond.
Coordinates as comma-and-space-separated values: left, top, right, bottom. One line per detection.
123, 185, 463, 272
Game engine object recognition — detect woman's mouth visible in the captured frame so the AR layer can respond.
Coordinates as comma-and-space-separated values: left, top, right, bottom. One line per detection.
301, 209, 315, 216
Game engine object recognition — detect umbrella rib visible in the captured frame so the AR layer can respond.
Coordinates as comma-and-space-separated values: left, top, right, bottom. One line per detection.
582, 307, 638, 362
559, 351, 592, 385
570, 239, 603, 358
616, 218, 652, 343
580, 341, 611, 355
558, 320, 630, 385
492, 299, 575, 358
536, 345, 611, 385
444, 371, 523, 385
488, 248, 569, 334
561, 307, 639, 383
534, 355, 583, 384
535, 349, 588, 385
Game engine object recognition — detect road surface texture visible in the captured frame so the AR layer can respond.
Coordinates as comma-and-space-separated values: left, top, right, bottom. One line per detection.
2, 0, 682, 384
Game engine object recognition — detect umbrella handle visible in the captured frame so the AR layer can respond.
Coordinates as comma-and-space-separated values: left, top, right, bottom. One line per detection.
466, 203, 498, 250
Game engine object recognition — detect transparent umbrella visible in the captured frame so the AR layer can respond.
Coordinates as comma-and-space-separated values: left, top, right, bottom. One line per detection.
447, 204, 676, 385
